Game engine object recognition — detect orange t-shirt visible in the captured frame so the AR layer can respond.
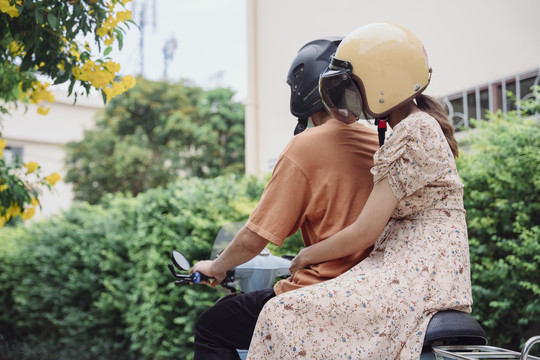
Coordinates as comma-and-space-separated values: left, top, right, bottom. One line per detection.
246, 119, 379, 295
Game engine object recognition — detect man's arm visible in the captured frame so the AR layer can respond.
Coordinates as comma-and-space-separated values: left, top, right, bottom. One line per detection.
190, 226, 269, 287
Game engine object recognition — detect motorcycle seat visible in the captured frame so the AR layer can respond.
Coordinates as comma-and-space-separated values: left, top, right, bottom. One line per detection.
423, 310, 488, 347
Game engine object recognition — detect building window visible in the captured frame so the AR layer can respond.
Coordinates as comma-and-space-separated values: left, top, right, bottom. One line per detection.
441, 68, 540, 131
3, 146, 24, 166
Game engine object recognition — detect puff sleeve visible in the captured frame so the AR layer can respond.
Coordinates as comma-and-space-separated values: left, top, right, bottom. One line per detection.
371, 113, 453, 200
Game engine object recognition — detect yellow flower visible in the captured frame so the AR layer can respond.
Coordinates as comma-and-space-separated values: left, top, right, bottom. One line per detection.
45, 172, 62, 186
122, 75, 136, 89
9, 41, 23, 55
0, 184, 7, 192
73, 61, 117, 88
37, 106, 51, 115
27, 81, 55, 107
21, 198, 39, 220
21, 207, 36, 220
24, 161, 39, 173
116, 10, 132, 22
0, 138, 5, 158
0, 0, 20, 17
103, 81, 122, 101
103, 75, 136, 101
96, 26, 110, 38
71, 48, 81, 60
6, 204, 21, 219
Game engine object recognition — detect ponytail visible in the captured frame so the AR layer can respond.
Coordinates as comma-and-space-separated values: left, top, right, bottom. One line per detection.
415, 94, 459, 158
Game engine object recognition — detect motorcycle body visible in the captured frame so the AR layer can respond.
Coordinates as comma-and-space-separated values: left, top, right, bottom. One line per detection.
168, 223, 540, 360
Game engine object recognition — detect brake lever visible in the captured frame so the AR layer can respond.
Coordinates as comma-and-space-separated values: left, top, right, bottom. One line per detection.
169, 262, 213, 285
174, 279, 193, 286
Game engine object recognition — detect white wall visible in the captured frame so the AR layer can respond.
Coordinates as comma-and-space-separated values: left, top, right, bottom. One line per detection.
245, 0, 540, 173
2, 92, 103, 219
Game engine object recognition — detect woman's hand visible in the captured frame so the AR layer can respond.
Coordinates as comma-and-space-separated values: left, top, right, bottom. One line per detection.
289, 247, 310, 276
287, 178, 398, 267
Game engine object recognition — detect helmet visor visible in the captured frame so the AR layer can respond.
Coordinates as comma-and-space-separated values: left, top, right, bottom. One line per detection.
319, 56, 364, 118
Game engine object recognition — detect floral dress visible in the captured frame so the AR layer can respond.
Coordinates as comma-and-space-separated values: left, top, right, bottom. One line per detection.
246, 112, 473, 360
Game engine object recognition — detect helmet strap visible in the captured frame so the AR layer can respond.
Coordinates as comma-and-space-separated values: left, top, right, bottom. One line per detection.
294, 118, 308, 135
375, 116, 389, 146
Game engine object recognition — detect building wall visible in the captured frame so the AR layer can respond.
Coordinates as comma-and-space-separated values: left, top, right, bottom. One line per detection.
2, 92, 103, 218
245, 0, 540, 173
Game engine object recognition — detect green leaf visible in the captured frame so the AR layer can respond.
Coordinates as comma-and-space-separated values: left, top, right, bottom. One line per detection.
114, 28, 124, 50
73, 3, 82, 17
34, 7, 44, 24
47, 13, 57, 29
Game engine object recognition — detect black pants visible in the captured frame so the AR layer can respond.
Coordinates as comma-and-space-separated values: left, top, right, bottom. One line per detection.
194, 288, 276, 360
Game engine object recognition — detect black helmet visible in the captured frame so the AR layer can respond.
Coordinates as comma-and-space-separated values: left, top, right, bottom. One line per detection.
287, 36, 343, 135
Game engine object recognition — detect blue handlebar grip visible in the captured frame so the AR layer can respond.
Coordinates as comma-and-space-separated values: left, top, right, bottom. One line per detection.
191, 272, 202, 284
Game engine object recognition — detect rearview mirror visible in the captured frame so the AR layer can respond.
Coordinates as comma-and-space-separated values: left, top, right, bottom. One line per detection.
171, 250, 190, 271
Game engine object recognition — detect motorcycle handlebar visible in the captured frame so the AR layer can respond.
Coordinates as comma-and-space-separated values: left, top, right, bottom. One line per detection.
169, 249, 236, 291
168, 260, 214, 285
191, 271, 212, 284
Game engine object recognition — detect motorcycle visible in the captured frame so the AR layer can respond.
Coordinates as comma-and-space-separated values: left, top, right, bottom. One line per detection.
168, 223, 540, 360
168, 222, 292, 294
168, 222, 291, 359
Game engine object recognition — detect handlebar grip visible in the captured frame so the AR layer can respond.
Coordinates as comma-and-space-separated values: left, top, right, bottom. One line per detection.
191, 272, 212, 284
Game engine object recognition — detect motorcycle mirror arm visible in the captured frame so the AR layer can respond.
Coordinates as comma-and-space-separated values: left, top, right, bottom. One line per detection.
168, 263, 193, 280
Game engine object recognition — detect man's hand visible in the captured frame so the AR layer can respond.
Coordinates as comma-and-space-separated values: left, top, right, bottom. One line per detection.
190, 260, 227, 287
189, 226, 270, 288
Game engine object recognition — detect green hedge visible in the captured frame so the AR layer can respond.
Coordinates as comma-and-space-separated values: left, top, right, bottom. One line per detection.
457, 112, 540, 350
0, 175, 268, 360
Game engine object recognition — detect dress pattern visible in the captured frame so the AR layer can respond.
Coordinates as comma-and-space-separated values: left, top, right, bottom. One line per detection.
246, 112, 473, 359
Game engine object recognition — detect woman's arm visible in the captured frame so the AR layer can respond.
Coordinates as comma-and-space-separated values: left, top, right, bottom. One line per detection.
289, 176, 398, 274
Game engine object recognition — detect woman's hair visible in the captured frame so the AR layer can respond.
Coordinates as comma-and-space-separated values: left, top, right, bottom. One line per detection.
415, 94, 459, 158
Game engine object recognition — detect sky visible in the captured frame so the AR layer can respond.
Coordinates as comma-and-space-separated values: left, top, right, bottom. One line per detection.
111, 0, 248, 100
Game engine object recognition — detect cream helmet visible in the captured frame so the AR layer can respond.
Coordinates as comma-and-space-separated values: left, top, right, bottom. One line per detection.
319, 22, 431, 119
